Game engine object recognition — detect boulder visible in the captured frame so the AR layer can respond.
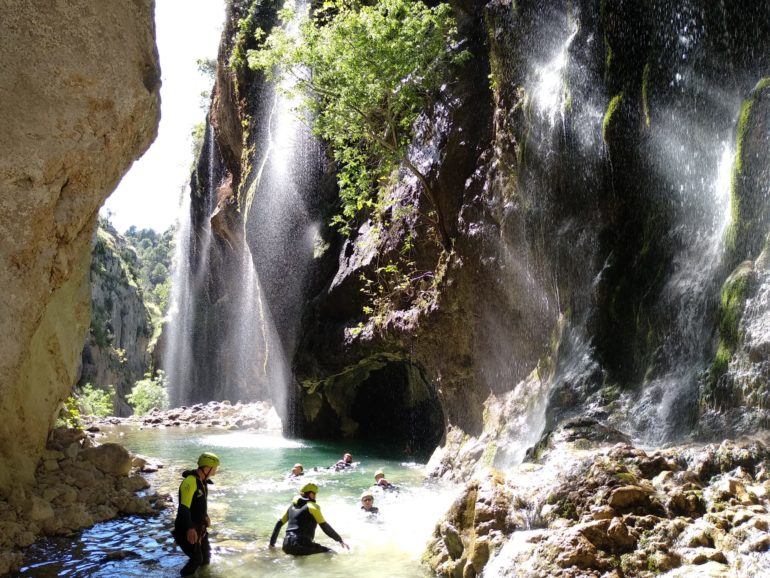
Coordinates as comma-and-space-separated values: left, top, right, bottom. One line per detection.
81, 443, 133, 476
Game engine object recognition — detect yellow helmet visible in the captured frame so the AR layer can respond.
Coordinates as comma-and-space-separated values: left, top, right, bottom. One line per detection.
198, 452, 220, 468
300, 481, 319, 494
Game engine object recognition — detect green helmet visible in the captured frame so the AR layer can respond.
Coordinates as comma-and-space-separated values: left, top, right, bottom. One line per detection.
198, 452, 220, 468
300, 481, 319, 495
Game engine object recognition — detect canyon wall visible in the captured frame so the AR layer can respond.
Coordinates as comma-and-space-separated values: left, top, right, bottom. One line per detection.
0, 0, 160, 490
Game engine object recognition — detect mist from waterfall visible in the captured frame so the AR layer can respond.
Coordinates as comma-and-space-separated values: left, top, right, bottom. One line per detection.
490, 3, 742, 451
482, 8, 603, 469
241, 0, 327, 427
162, 117, 289, 412
624, 6, 740, 441
631, 136, 735, 443
164, 126, 214, 407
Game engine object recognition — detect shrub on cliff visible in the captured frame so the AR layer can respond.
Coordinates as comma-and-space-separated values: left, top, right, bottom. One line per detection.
248, 0, 467, 248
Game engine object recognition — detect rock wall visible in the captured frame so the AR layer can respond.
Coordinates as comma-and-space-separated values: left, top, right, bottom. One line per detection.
0, 0, 160, 490
287, 0, 770, 451
80, 224, 155, 415
187, 0, 770, 463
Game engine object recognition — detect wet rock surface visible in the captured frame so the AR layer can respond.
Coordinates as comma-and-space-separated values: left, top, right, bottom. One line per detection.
0, 428, 168, 575
83, 400, 282, 431
425, 423, 770, 578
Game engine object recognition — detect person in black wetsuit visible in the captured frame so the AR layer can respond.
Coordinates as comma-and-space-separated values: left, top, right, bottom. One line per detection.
287, 463, 304, 479
269, 482, 349, 555
172, 452, 220, 576
373, 469, 395, 489
333, 453, 353, 471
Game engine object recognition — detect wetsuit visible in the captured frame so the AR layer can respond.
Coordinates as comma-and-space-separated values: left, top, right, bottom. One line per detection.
270, 495, 344, 555
172, 469, 213, 575
361, 505, 379, 514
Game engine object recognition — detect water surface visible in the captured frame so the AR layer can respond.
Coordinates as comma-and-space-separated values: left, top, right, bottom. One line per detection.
14, 427, 456, 577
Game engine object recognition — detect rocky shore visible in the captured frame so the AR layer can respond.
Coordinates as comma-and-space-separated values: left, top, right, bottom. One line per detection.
84, 400, 282, 431
425, 420, 770, 577
0, 401, 279, 575
0, 428, 168, 575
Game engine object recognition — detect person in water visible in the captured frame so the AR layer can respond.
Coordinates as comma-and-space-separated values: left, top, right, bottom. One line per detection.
269, 481, 349, 555
360, 491, 379, 514
172, 452, 220, 576
373, 469, 395, 489
334, 452, 353, 471
288, 463, 304, 478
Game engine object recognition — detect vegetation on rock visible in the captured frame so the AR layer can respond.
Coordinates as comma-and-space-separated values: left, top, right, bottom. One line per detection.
126, 371, 170, 416
123, 224, 174, 315
248, 0, 467, 248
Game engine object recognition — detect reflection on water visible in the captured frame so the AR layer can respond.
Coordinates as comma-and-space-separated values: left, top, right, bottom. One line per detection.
12, 428, 456, 578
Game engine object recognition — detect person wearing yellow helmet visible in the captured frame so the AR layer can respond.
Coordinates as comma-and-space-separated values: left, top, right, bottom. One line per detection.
360, 491, 379, 515
373, 469, 395, 489
269, 481, 349, 555
172, 452, 220, 576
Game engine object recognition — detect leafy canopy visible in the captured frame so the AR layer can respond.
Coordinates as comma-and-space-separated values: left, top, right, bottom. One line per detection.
249, 0, 464, 242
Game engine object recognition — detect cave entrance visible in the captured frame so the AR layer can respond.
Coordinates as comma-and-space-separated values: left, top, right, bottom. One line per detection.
350, 361, 444, 460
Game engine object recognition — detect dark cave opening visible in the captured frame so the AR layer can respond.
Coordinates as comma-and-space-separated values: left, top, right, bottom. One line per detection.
349, 361, 445, 460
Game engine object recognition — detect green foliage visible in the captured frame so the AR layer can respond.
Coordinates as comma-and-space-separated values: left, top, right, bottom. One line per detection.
191, 121, 206, 161
56, 396, 82, 429
78, 383, 116, 417
127, 371, 170, 416
725, 78, 770, 255
705, 263, 753, 399
197, 57, 217, 79
642, 63, 651, 128
249, 0, 465, 246
123, 225, 175, 316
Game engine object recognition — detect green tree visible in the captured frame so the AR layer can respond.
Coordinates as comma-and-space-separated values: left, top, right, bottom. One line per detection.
126, 371, 170, 416
124, 225, 175, 314
78, 383, 116, 417
249, 0, 466, 248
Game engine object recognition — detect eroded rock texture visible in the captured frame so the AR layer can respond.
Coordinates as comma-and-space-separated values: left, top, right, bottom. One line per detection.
0, 0, 160, 490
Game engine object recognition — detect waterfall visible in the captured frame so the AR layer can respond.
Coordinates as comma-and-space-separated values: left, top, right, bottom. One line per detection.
241, 0, 329, 424
631, 138, 735, 443
164, 126, 215, 407
163, 0, 326, 423
494, 3, 741, 445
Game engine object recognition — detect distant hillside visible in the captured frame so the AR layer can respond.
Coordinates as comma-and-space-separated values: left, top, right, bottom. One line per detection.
78, 218, 174, 415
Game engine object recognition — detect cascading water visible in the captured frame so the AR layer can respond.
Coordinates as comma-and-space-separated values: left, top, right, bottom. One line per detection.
624, 7, 740, 442
240, 0, 333, 426
165, 0, 331, 422
163, 116, 288, 410
630, 138, 735, 443
164, 125, 215, 407
487, 5, 605, 466
503, 2, 747, 446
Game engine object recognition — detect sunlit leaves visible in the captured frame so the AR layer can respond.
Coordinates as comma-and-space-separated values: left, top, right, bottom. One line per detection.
249, 0, 462, 234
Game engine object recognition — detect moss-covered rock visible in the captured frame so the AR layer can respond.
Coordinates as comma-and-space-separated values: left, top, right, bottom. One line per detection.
725, 78, 770, 264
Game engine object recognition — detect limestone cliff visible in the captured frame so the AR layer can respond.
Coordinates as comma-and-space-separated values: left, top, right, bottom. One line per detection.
187, 0, 770, 463
0, 0, 160, 490
80, 223, 155, 416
